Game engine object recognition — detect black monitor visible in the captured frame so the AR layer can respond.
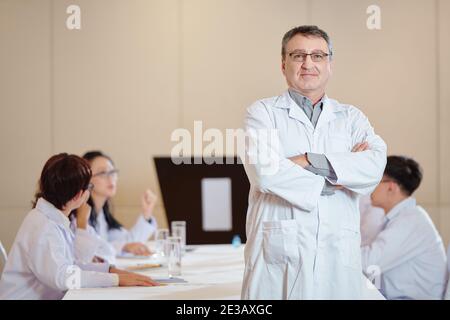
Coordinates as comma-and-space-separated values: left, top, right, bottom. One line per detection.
153, 157, 249, 244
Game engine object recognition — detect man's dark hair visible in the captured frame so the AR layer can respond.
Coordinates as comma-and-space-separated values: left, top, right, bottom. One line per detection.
33, 153, 92, 210
384, 156, 423, 196
281, 25, 333, 59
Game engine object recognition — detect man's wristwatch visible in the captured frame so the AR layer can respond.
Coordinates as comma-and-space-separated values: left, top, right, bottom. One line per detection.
305, 152, 312, 166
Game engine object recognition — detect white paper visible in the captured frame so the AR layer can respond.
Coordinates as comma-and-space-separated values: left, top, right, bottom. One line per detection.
201, 178, 233, 231
153, 277, 188, 284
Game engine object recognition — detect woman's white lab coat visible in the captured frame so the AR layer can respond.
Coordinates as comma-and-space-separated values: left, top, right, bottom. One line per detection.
241, 90, 387, 299
72, 209, 157, 263
0, 198, 118, 300
71, 220, 117, 263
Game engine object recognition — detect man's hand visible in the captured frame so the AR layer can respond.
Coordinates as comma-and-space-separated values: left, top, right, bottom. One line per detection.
288, 154, 310, 168
76, 202, 92, 230
352, 141, 369, 152
327, 142, 369, 191
291, 142, 369, 194
122, 242, 152, 256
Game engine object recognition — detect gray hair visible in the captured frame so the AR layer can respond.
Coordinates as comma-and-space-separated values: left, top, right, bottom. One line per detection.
281, 25, 333, 60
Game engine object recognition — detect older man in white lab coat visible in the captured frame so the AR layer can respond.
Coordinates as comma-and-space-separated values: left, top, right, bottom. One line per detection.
241, 25, 387, 299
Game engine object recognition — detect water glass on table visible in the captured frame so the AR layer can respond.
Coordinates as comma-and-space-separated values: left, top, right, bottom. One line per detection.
154, 228, 170, 260
171, 220, 186, 253
167, 236, 182, 277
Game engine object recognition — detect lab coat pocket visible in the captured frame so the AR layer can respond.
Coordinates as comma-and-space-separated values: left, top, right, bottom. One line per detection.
262, 220, 299, 265
339, 227, 361, 269
328, 134, 352, 152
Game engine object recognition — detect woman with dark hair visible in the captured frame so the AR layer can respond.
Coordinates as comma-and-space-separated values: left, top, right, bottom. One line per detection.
361, 155, 447, 300
72, 151, 157, 261
0, 153, 159, 300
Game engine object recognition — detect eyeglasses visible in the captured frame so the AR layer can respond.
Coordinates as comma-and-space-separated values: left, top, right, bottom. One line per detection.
86, 183, 94, 192
380, 179, 395, 184
92, 169, 119, 179
288, 50, 331, 63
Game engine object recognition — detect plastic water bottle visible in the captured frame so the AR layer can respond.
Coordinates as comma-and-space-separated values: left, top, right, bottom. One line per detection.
231, 235, 242, 248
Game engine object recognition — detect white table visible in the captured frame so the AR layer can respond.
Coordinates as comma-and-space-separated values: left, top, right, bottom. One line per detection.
63, 244, 385, 300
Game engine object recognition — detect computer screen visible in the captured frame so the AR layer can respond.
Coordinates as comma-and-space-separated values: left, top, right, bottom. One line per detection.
154, 157, 249, 244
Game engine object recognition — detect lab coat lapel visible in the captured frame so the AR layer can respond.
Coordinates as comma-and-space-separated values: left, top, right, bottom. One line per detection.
289, 105, 314, 129
315, 96, 337, 130
36, 198, 73, 237
276, 91, 314, 130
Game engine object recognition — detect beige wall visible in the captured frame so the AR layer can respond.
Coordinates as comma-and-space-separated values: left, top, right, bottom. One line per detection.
1, 0, 449, 250
439, 0, 450, 248
0, 0, 52, 250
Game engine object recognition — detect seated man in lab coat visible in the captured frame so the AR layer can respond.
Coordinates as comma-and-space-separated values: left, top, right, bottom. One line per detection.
359, 194, 385, 247
0, 153, 159, 300
361, 156, 447, 299
446, 244, 450, 300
